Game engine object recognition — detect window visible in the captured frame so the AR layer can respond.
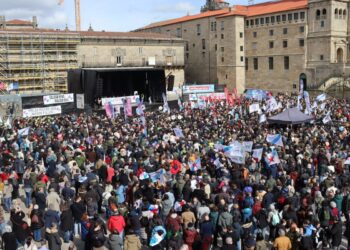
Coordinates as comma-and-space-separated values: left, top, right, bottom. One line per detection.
335, 8, 338, 18
321, 20, 325, 27
316, 9, 321, 19
266, 17, 270, 24
255, 19, 259, 25
320, 55, 324, 60
245, 58, 248, 70
271, 16, 275, 23
322, 9, 327, 16
276, 15, 281, 22
116, 56, 122, 65
282, 14, 286, 22
294, 13, 299, 20
284, 56, 289, 70
252, 42, 257, 50
269, 29, 274, 36
299, 39, 304, 47
176, 28, 182, 37
253, 58, 258, 70
260, 18, 265, 25
283, 28, 288, 34
293, 84, 297, 89
240, 46, 244, 51
269, 57, 274, 70
186, 42, 189, 51
221, 47, 224, 52
283, 40, 288, 48
202, 39, 206, 50
221, 21, 224, 30
221, 57, 224, 63
240, 32, 243, 38
339, 9, 343, 18
215, 44, 217, 51
253, 31, 257, 37
300, 12, 305, 19
250, 20, 254, 25
246, 20, 249, 26
221, 34, 224, 39
186, 53, 189, 60
193, 43, 195, 47
138, 47, 143, 54
166, 56, 173, 65
210, 22, 214, 31
226, 75, 228, 79
196, 24, 201, 35
343, 10, 347, 18
299, 26, 305, 33
240, 56, 244, 62
288, 13, 293, 21
269, 41, 274, 49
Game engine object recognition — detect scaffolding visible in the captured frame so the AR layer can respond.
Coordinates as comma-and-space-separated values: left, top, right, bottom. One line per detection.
0, 31, 80, 93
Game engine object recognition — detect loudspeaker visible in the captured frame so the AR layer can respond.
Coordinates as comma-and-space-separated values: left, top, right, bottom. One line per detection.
96, 78, 104, 97
167, 75, 175, 91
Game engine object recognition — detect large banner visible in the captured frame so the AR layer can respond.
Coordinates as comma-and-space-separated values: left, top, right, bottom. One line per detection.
189, 92, 226, 101
101, 95, 140, 106
43, 93, 74, 105
182, 84, 215, 94
76, 94, 85, 109
23, 105, 62, 118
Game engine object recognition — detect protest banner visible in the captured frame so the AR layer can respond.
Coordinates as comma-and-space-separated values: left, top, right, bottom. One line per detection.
23, 105, 62, 118
43, 93, 74, 105
101, 95, 139, 106
76, 94, 84, 109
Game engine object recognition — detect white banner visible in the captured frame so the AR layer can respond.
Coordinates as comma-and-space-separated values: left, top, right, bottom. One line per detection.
101, 95, 140, 106
43, 93, 74, 105
182, 84, 215, 94
23, 105, 62, 118
249, 103, 260, 113
189, 92, 226, 101
76, 94, 85, 109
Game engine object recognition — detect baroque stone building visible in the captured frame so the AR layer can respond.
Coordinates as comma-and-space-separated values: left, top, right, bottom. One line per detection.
137, 0, 350, 94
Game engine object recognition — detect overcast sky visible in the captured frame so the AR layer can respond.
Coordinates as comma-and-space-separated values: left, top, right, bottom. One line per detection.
0, 0, 265, 32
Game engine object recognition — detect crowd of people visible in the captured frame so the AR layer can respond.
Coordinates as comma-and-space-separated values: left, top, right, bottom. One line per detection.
0, 92, 349, 250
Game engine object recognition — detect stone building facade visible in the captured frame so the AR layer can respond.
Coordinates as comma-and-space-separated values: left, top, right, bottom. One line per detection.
137, 0, 350, 94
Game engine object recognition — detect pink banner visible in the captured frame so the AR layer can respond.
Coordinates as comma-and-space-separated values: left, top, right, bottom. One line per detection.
126, 98, 133, 117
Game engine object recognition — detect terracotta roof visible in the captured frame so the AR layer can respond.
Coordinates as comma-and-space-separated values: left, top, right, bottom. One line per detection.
0, 28, 79, 35
79, 31, 182, 40
5, 19, 32, 25
140, 0, 307, 29
139, 8, 230, 30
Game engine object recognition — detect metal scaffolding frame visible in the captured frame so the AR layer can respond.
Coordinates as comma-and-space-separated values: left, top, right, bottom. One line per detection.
0, 31, 80, 93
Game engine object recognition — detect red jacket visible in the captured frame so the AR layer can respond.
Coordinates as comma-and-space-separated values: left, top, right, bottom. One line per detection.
185, 229, 199, 244
108, 215, 125, 233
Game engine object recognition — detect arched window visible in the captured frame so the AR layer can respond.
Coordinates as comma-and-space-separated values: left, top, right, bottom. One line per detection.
316, 9, 321, 17
335, 8, 338, 18
322, 8, 327, 15
339, 9, 343, 17
343, 9, 347, 18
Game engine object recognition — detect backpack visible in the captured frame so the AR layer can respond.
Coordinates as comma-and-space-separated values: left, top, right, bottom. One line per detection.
271, 211, 280, 226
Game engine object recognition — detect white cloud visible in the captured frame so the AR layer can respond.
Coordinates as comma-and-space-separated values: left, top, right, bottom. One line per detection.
154, 2, 196, 14
0, 0, 68, 29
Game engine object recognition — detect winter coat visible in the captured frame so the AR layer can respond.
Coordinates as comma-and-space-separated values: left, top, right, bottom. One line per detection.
11, 211, 30, 242
200, 220, 214, 238
30, 209, 44, 230
330, 221, 342, 247
60, 209, 74, 231
91, 228, 106, 248
46, 229, 62, 250
44, 209, 60, 229
71, 201, 86, 221
218, 211, 233, 230
33, 191, 46, 211
124, 234, 141, 250
108, 215, 126, 233
161, 199, 173, 217
185, 229, 199, 244
2, 232, 17, 250
46, 191, 61, 212
107, 233, 123, 250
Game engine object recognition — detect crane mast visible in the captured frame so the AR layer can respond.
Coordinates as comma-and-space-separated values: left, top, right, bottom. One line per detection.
58, 0, 81, 31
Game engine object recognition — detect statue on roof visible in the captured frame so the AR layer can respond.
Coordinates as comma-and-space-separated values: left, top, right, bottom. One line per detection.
201, 0, 229, 12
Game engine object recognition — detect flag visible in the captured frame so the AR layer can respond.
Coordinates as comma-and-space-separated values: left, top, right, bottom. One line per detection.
136, 97, 144, 116
316, 93, 327, 102
264, 149, 280, 165
139, 172, 149, 180
304, 91, 311, 113
188, 156, 201, 172
322, 111, 332, 124
266, 134, 284, 147
242, 141, 253, 152
259, 114, 267, 123
252, 148, 263, 161
178, 97, 184, 111
126, 98, 132, 116
18, 127, 30, 137
320, 103, 326, 110
123, 98, 128, 121
173, 127, 184, 138
297, 94, 302, 110
104, 102, 114, 119
223, 142, 244, 158
162, 93, 170, 114
213, 158, 223, 169
267, 97, 278, 112
249, 103, 260, 113
5, 117, 12, 129
149, 169, 166, 184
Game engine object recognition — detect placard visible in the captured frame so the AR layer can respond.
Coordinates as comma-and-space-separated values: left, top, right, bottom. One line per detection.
23, 105, 62, 118
189, 92, 226, 101
76, 94, 84, 109
43, 93, 74, 105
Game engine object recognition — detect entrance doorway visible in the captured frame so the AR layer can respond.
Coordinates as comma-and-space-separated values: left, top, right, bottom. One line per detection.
299, 73, 307, 91
337, 48, 344, 63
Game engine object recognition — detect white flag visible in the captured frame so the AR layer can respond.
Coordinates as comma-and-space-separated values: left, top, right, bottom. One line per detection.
249, 103, 260, 113
266, 134, 284, 147
18, 127, 30, 137
242, 141, 253, 152
259, 114, 267, 123
316, 93, 327, 102
322, 111, 332, 124
252, 148, 263, 161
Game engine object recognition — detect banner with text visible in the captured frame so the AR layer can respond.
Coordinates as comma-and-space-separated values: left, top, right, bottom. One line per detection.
23, 105, 62, 118
182, 84, 215, 94
189, 92, 226, 101
43, 93, 74, 105
101, 95, 140, 106
76, 94, 85, 109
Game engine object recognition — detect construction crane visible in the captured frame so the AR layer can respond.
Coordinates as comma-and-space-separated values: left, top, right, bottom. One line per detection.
58, 0, 81, 31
